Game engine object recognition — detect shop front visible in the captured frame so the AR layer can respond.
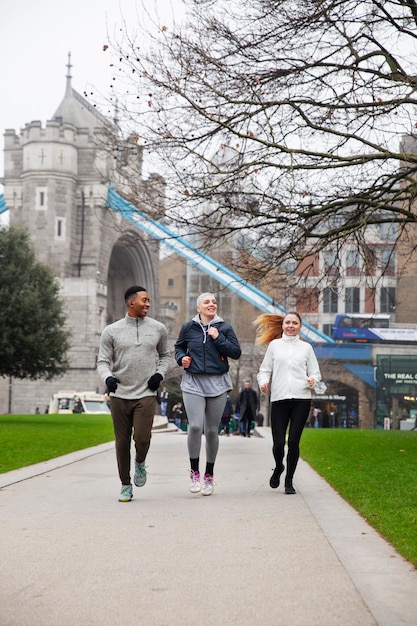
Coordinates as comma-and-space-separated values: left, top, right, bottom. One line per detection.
375, 355, 417, 429
310, 381, 359, 428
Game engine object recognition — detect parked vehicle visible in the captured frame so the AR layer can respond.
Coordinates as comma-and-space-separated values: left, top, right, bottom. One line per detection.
48, 390, 110, 415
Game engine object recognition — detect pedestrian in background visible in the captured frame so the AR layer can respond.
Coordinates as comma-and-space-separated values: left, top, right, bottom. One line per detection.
172, 401, 184, 429
256, 312, 321, 494
175, 292, 241, 495
237, 380, 258, 437
219, 394, 233, 436
159, 386, 169, 416
98, 285, 171, 502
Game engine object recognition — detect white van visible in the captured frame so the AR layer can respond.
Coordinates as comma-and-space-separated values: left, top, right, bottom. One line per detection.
48, 390, 110, 415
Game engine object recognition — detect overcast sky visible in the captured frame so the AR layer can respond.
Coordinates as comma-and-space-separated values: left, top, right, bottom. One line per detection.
0, 0, 184, 193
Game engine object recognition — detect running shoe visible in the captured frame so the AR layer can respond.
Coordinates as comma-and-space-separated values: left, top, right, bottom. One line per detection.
119, 484, 133, 502
201, 473, 214, 496
189, 470, 201, 493
270, 464, 285, 489
134, 461, 147, 487
285, 483, 296, 495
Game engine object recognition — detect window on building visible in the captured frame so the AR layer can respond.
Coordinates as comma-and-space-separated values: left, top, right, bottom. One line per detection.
323, 287, 338, 313
378, 221, 397, 241
380, 287, 396, 313
55, 217, 66, 241
323, 323, 333, 338
168, 278, 174, 287
345, 287, 360, 313
36, 187, 48, 211
346, 250, 359, 276
323, 251, 339, 276
380, 248, 395, 276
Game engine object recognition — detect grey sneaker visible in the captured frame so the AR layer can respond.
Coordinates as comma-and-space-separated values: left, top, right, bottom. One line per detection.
119, 484, 133, 502
134, 461, 147, 487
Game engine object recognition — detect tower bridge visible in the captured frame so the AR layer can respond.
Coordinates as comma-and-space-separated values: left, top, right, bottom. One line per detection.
4, 181, 406, 428
2, 57, 415, 426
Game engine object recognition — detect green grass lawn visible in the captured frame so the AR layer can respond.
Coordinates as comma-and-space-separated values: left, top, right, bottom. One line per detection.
0, 413, 114, 473
301, 428, 417, 568
1, 416, 416, 567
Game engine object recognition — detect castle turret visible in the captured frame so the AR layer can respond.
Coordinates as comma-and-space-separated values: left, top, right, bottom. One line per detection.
1, 54, 161, 413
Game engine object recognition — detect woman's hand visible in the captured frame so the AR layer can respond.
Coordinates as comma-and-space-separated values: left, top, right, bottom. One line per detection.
182, 356, 193, 369
260, 382, 269, 394
207, 327, 219, 340
306, 377, 315, 388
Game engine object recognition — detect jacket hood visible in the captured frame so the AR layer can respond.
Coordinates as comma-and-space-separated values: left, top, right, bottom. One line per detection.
192, 313, 224, 325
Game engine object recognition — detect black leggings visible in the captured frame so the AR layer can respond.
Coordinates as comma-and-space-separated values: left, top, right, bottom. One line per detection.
270, 399, 311, 484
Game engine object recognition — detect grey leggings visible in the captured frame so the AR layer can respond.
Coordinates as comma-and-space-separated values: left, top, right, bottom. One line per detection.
182, 391, 228, 463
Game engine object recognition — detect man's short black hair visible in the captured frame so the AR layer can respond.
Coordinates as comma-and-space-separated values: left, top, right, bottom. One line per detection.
124, 285, 147, 302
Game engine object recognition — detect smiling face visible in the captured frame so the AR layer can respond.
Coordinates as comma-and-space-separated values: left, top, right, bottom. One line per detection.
197, 293, 217, 323
128, 291, 151, 318
282, 313, 302, 336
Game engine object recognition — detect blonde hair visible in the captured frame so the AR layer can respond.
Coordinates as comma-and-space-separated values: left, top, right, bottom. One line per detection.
253, 314, 284, 345
254, 311, 302, 345
196, 292, 216, 307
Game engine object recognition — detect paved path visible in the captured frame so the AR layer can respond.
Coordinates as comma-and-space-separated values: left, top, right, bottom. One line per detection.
1, 429, 416, 626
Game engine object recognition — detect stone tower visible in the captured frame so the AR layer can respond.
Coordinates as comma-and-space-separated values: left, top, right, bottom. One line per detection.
1, 55, 163, 413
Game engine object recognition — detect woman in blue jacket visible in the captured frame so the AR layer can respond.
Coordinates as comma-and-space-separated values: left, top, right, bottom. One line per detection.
175, 292, 241, 495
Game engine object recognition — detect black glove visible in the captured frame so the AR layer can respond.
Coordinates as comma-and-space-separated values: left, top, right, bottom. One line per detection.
147, 373, 163, 391
106, 376, 119, 393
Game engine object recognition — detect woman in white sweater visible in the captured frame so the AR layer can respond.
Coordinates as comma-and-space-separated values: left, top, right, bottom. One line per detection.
256, 312, 321, 494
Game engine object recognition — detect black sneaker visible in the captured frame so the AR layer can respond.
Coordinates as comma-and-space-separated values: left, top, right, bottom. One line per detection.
269, 464, 285, 489
285, 484, 296, 495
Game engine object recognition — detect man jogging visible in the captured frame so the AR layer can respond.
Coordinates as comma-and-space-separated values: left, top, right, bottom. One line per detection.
98, 285, 171, 502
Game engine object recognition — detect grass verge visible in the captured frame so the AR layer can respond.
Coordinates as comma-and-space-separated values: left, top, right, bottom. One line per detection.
301, 429, 417, 568
0, 413, 114, 473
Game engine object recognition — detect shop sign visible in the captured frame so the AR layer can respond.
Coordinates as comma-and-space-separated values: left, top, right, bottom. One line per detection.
383, 372, 417, 383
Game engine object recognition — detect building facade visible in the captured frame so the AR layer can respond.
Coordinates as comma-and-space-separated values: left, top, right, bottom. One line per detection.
1, 58, 162, 413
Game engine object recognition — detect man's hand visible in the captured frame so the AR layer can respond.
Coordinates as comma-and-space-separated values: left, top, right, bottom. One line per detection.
147, 373, 163, 391
106, 376, 119, 393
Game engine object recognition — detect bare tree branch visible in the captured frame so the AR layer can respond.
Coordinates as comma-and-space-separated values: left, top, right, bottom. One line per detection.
94, 0, 417, 283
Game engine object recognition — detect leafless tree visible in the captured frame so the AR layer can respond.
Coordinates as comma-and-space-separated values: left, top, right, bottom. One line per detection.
99, 0, 417, 282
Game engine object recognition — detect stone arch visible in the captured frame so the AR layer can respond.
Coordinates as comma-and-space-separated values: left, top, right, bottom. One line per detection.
106, 230, 158, 324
